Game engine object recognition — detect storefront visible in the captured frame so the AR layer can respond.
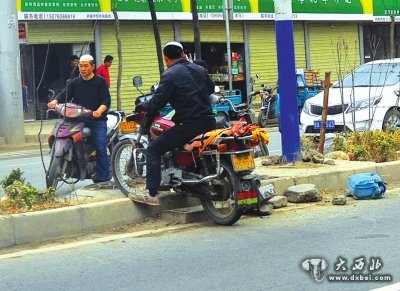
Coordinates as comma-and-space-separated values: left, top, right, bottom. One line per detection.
17, 19, 95, 120
16, 0, 383, 118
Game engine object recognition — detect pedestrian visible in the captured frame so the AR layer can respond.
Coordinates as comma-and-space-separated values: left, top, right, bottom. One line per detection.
131, 41, 216, 206
66, 55, 80, 81
48, 54, 111, 183
96, 55, 113, 88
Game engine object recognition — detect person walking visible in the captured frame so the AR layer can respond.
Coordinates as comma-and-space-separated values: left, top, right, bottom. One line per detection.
96, 55, 113, 88
131, 41, 216, 206
48, 54, 111, 183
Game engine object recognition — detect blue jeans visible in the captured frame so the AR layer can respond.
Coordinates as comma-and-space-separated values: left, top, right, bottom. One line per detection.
84, 118, 110, 181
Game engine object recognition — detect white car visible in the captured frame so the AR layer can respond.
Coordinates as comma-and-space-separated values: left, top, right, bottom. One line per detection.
300, 58, 400, 134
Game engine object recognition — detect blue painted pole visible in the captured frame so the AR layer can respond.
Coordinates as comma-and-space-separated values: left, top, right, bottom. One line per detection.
274, 0, 301, 162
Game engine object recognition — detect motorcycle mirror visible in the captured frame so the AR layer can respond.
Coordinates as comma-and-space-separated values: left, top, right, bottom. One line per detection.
133, 76, 143, 88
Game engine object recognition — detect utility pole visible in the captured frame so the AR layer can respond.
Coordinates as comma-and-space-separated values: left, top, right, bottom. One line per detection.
0, 1, 24, 145
223, 0, 233, 92
275, 0, 301, 162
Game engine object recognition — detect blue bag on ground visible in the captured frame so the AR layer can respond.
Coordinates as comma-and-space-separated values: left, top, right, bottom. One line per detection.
347, 172, 386, 199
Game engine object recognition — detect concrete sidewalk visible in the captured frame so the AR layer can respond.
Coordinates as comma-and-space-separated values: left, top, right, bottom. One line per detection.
0, 120, 54, 149
1, 155, 399, 249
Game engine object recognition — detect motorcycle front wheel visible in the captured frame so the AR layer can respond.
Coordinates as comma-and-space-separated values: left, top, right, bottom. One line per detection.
111, 139, 146, 195
257, 109, 269, 128
46, 155, 64, 189
200, 159, 242, 226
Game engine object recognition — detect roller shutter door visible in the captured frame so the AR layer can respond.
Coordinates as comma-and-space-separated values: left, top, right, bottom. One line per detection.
100, 21, 174, 110
308, 22, 360, 80
27, 21, 94, 44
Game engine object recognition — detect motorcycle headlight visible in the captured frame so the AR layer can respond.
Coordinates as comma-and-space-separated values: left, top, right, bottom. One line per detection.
302, 101, 311, 114
346, 96, 382, 113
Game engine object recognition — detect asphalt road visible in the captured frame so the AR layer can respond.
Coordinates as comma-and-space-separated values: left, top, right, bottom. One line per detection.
0, 190, 398, 291
0, 148, 91, 197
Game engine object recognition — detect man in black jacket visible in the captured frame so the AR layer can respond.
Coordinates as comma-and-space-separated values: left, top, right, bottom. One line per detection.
132, 42, 216, 205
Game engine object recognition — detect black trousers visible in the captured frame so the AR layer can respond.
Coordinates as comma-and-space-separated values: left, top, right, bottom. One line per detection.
145, 118, 216, 195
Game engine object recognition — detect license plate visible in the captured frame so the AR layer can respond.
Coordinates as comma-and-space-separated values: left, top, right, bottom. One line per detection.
231, 152, 255, 172
119, 121, 137, 133
314, 120, 335, 129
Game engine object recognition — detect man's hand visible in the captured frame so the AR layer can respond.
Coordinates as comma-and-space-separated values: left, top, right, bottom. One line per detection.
93, 110, 102, 118
93, 105, 108, 118
47, 100, 58, 109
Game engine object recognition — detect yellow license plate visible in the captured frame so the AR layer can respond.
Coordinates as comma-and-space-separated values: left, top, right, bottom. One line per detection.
119, 121, 137, 133
231, 152, 255, 172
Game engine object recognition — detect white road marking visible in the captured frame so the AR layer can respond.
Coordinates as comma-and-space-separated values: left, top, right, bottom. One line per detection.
0, 223, 200, 260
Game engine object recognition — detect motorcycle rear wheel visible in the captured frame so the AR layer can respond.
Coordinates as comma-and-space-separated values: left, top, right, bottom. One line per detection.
254, 142, 269, 158
200, 159, 242, 226
111, 139, 146, 195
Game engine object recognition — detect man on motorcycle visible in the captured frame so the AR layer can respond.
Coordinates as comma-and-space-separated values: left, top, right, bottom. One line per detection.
47, 54, 111, 183
132, 41, 216, 205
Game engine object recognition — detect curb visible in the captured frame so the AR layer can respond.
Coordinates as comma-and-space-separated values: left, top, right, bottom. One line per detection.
0, 194, 200, 248
255, 160, 400, 196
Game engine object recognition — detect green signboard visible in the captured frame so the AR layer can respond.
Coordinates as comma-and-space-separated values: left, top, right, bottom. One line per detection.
20, 0, 103, 12
17, 0, 374, 21
292, 0, 364, 14
373, 0, 400, 16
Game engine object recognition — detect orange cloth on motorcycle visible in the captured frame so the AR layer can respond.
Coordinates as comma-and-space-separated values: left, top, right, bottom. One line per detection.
54, 75, 111, 118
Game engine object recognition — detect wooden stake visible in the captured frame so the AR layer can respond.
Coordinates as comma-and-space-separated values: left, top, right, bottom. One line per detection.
318, 72, 331, 154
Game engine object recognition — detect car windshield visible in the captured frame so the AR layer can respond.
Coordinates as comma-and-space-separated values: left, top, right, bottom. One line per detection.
334, 62, 400, 88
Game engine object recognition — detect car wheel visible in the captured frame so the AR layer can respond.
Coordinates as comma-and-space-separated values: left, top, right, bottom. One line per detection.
383, 108, 400, 131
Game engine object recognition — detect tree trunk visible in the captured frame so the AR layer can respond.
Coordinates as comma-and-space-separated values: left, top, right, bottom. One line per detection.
148, 0, 164, 76
112, 10, 122, 111
191, 0, 201, 60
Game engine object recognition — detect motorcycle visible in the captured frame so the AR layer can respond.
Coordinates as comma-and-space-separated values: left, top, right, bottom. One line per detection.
249, 75, 276, 128
110, 77, 271, 226
46, 103, 124, 189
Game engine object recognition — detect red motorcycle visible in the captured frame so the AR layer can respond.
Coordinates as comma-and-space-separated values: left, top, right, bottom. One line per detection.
111, 79, 270, 226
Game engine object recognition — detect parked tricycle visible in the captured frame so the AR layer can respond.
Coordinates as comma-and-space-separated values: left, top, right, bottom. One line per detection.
255, 74, 323, 128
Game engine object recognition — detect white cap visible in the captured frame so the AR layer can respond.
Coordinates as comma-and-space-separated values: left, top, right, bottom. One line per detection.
164, 41, 183, 50
79, 54, 94, 62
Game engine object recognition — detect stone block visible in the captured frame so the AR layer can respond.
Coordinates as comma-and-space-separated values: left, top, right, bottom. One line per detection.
267, 195, 288, 209
161, 205, 207, 224
284, 184, 322, 203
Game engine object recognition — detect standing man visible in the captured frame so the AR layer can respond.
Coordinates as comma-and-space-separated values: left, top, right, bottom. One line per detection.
131, 41, 216, 205
96, 55, 113, 88
66, 55, 80, 81
48, 54, 111, 183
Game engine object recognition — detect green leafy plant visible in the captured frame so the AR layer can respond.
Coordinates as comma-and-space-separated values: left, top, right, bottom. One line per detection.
332, 130, 400, 163
1, 168, 58, 213
1, 168, 25, 189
